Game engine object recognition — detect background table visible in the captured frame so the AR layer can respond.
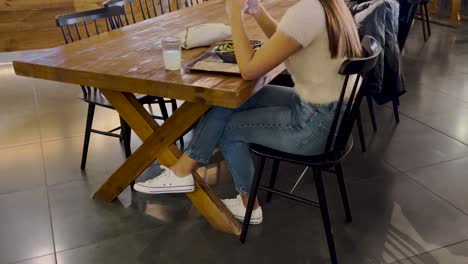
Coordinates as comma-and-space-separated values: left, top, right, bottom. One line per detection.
13, 0, 294, 235
428, 0, 465, 26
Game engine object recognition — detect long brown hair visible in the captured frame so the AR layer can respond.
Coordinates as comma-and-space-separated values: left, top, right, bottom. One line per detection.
318, 0, 362, 58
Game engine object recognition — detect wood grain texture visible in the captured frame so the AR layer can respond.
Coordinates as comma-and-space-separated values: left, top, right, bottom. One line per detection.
94, 90, 241, 235
0, 0, 103, 51
13, 0, 291, 107
0, 0, 185, 51
450, 0, 462, 24
423, 0, 463, 26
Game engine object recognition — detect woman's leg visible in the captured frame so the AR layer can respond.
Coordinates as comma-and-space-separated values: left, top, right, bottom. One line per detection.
135, 85, 296, 194
171, 85, 295, 176
218, 97, 333, 203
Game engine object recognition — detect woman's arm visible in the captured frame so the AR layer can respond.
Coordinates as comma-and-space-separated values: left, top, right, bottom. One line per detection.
249, 4, 277, 38
231, 0, 301, 80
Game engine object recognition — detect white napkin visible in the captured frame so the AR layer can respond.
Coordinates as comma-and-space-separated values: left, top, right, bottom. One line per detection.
175, 23, 232, 49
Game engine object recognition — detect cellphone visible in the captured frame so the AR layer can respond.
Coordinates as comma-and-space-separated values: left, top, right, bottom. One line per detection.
244, 2, 250, 11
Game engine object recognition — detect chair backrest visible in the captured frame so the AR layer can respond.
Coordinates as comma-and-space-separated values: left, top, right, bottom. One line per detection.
104, 0, 204, 25
135, 0, 182, 21
184, 0, 206, 7
104, 0, 138, 25
56, 6, 126, 44
324, 35, 381, 155
56, 6, 126, 97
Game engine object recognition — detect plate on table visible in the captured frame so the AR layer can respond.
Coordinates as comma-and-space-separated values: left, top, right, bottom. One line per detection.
213, 40, 262, 64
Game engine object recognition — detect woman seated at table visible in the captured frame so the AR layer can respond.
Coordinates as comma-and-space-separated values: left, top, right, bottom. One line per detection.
134, 0, 361, 224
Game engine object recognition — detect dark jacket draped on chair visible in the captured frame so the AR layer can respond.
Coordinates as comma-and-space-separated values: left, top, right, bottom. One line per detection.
348, 0, 406, 105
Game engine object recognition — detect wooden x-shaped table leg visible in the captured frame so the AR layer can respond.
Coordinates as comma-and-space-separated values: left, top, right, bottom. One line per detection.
93, 90, 242, 235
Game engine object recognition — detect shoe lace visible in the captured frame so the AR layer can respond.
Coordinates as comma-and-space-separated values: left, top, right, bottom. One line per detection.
223, 195, 242, 204
147, 165, 170, 184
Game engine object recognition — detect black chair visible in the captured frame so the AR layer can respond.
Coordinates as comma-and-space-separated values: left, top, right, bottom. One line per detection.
419, 0, 431, 42
103, 0, 139, 25
56, 7, 170, 170
398, 0, 430, 49
358, 84, 401, 150
357, 0, 428, 148
241, 36, 382, 264
104, 0, 200, 21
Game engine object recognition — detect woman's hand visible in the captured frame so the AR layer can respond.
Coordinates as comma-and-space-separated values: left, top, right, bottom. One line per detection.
225, 0, 259, 20
244, 0, 261, 16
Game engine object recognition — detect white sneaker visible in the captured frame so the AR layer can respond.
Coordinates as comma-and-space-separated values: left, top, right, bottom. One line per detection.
222, 195, 263, 225
134, 165, 195, 194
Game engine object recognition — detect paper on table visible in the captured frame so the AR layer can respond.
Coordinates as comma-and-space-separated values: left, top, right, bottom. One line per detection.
175, 23, 232, 49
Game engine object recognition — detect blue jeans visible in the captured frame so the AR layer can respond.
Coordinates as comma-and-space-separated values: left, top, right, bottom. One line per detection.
185, 85, 337, 194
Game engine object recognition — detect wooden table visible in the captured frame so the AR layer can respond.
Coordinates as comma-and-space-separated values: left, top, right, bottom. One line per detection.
428, 0, 464, 26
13, 0, 293, 236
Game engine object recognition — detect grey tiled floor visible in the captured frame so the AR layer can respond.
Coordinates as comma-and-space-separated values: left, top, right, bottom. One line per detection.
1, 22, 468, 264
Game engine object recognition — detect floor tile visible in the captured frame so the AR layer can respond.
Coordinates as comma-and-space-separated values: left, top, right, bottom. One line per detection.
48, 180, 165, 252
406, 156, 468, 214
12, 254, 56, 264
33, 80, 116, 141
34, 81, 164, 141
55, 199, 378, 264
0, 109, 42, 148
0, 188, 54, 264
329, 166, 468, 263
398, 85, 468, 145
396, 240, 468, 264
285, 160, 468, 263
0, 64, 41, 147
0, 73, 36, 113
42, 135, 128, 186
356, 105, 468, 171
0, 143, 45, 194
37, 101, 121, 141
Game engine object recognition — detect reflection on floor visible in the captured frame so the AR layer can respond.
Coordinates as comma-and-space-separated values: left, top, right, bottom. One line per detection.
1, 22, 468, 264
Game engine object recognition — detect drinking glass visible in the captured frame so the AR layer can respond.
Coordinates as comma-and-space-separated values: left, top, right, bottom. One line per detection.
162, 37, 182, 70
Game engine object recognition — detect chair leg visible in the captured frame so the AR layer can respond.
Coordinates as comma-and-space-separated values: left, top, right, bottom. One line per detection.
179, 136, 185, 152
335, 163, 352, 223
392, 96, 400, 123
81, 103, 96, 170
170, 98, 178, 113
266, 159, 280, 203
424, 3, 431, 37
257, 156, 266, 184
120, 118, 132, 158
313, 166, 338, 264
170, 99, 185, 151
240, 156, 266, 243
356, 110, 367, 153
147, 103, 154, 115
158, 97, 169, 120
119, 118, 135, 189
290, 167, 309, 194
420, 4, 427, 41
366, 96, 377, 131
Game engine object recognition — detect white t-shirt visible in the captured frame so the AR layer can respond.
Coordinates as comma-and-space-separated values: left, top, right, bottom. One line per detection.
277, 0, 348, 104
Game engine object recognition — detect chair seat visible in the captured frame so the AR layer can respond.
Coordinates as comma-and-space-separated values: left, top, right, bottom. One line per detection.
250, 138, 354, 167
80, 92, 158, 108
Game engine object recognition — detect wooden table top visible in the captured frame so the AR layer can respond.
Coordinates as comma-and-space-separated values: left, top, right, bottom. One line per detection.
13, 0, 295, 108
